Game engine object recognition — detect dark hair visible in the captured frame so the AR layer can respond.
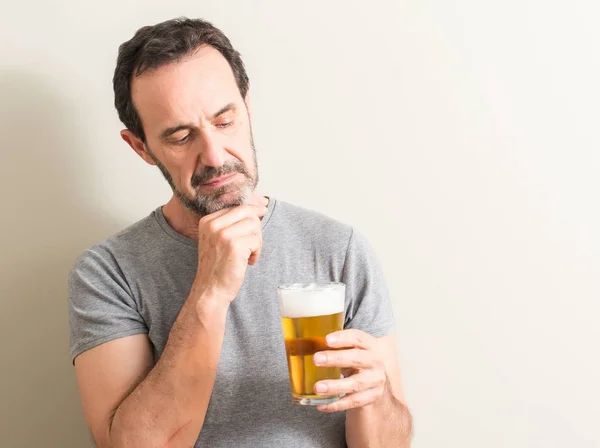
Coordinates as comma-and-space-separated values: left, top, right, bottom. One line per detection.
113, 17, 250, 141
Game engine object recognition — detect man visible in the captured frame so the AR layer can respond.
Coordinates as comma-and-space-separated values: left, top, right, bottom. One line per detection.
69, 17, 412, 447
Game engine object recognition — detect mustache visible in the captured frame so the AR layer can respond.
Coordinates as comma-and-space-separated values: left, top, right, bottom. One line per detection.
190, 161, 249, 188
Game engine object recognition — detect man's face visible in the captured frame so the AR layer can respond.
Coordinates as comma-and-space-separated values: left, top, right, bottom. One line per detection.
129, 45, 258, 216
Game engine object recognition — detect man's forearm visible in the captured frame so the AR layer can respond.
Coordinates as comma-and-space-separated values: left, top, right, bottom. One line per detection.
346, 383, 413, 448
108, 289, 228, 448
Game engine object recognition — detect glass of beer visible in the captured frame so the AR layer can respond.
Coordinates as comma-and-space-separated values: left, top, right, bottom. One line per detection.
278, 282, 345, 405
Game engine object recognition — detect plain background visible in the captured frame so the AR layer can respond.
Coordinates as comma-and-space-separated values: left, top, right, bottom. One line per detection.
1, 1, 598, 447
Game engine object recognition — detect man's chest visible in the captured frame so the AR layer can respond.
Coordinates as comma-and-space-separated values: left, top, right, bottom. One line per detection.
136, 261, 347, 446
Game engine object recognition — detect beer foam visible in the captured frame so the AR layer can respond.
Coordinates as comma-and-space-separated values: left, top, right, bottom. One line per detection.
278, 283, 345, 318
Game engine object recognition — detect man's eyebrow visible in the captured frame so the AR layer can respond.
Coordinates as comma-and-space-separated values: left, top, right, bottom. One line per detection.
158, 103, 237, 140
210, 102, 236, 119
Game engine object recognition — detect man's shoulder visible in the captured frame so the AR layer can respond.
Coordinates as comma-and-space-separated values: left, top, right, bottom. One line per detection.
71, 209, 161, 272
270, 199, 354, 249
272, 199, 352, 232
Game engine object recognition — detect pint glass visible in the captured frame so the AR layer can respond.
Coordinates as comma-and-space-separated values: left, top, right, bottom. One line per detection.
278, 283, 345, 405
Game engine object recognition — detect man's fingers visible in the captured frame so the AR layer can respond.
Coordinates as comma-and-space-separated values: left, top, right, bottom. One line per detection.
201, 204, 268, 229
313, 348, 375, 370
238, 234, 262, 265
314, 370, 384, 396
247, 193, 269, 207
217, 218, 263, 262
325, 329, 374, 350
218, 216, 262, 241
316, 388, 382, 413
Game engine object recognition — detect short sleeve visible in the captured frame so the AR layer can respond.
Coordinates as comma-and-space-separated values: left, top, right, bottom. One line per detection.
342, 229, 396, 337
68, 247, 148, 363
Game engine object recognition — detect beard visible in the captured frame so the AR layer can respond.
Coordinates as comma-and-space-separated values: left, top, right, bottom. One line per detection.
148, 136, 259, 217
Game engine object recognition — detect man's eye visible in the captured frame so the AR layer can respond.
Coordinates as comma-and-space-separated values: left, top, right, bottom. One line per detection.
215, 121, 233, 129
174, 134, 191, 144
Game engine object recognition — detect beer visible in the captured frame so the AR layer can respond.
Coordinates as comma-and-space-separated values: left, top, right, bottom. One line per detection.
278, 283, 345, 405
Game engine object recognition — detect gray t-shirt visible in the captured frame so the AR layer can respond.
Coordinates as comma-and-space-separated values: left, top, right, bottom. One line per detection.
68, 198, 395, 447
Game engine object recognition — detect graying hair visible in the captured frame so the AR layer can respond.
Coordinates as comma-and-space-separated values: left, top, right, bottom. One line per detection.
113, 17, 250, 141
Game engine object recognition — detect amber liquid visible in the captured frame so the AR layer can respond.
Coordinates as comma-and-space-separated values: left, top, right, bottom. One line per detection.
281, 312, 344, 401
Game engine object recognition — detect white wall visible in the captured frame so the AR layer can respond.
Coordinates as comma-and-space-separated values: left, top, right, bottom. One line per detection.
1, 1, 598, 447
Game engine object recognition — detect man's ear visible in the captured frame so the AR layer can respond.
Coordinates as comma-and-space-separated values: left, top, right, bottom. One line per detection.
120, 130, 157, 166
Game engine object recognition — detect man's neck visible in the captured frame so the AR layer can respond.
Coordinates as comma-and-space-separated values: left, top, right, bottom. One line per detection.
161, 197, 201, 241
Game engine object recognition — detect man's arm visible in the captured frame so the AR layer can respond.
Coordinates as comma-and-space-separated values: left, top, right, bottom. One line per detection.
345, 335, 412, 447
73, 200, 268, 447
314, 332, 412, 448
75, 288, 228, 447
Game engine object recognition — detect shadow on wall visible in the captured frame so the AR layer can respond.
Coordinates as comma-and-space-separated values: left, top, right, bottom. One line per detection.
0, 72, 125, 447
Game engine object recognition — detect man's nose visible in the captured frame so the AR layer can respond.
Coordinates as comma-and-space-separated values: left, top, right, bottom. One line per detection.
196, 127, 226, 168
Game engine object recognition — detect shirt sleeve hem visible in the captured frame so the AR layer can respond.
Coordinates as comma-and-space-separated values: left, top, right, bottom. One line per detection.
71, 327, 149, 364
345, 321, 396, 339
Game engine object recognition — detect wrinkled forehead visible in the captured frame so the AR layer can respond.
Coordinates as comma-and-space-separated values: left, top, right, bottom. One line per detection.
131, 46, 243, 134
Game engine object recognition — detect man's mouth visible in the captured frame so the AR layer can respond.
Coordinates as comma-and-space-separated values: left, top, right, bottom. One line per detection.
200, 173, 238, 188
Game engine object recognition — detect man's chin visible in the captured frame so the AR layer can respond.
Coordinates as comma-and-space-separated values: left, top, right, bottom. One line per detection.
181, 186, 253, 216
217, 188, 250, 205
210, 186, 251, 208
